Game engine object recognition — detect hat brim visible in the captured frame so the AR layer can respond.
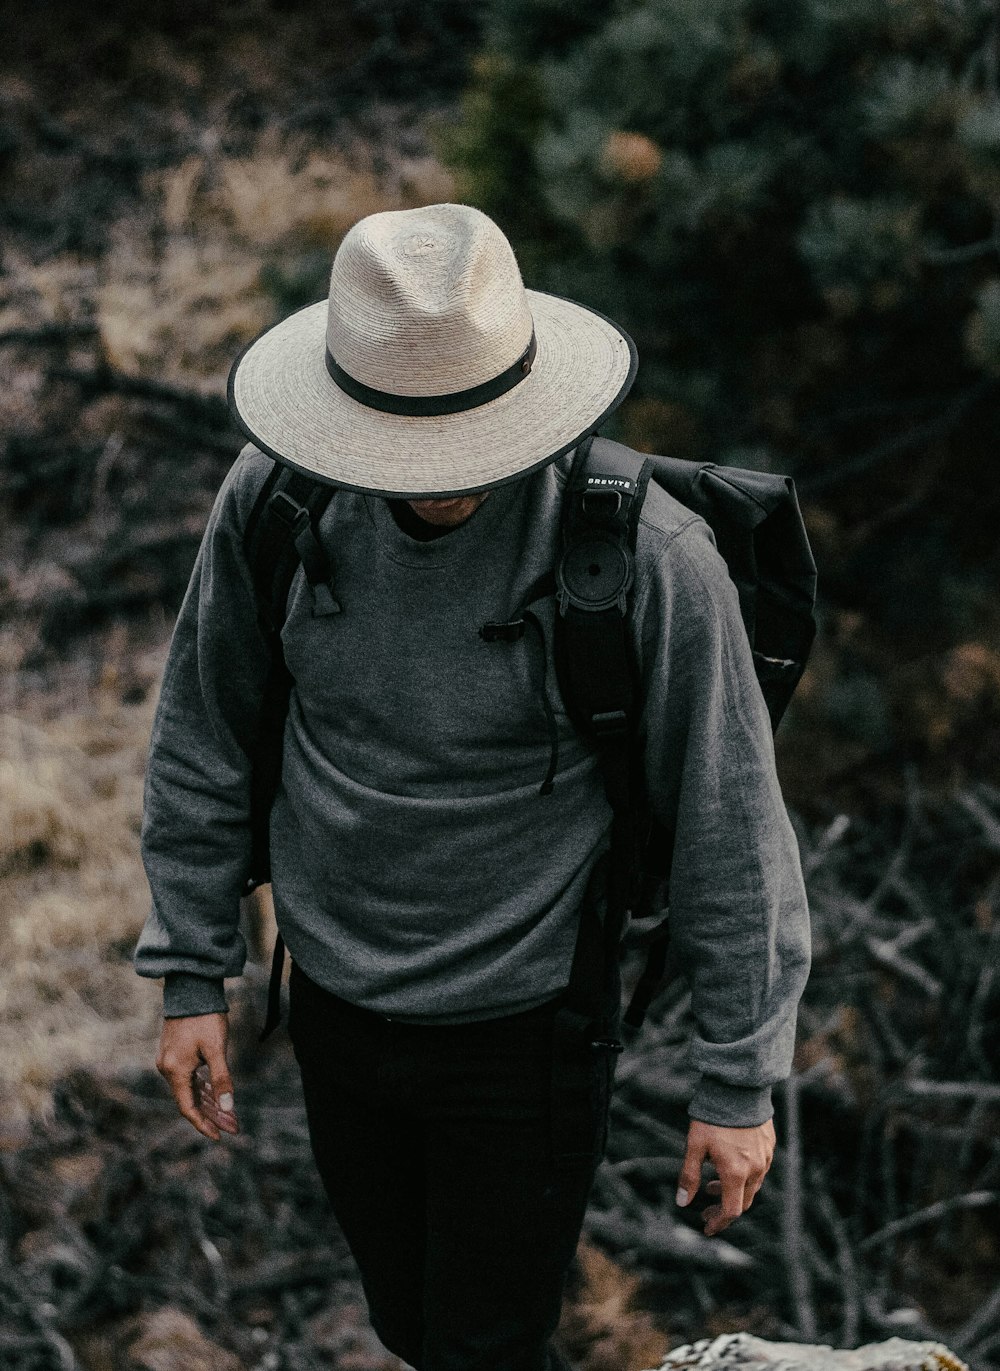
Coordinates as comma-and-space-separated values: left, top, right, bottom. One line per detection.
227, 289, 638, 498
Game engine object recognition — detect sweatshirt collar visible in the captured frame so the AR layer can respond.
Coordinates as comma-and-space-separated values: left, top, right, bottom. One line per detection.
364, 478, 526, 567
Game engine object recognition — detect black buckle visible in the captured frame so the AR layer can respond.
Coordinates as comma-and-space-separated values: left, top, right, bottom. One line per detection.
582, 489, 623, 516
480, 620, 526, 642
591, 709, 628, 738
268, 490, 309, 530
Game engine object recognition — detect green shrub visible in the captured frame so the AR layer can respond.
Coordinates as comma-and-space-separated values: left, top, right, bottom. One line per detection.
437, 0, 1000, 654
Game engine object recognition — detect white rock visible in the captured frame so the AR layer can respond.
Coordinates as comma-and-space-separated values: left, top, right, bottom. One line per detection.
645, 1332, 968, 1371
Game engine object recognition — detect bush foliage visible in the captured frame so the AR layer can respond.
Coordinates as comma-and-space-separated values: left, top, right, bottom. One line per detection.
439, 0, 1000, 686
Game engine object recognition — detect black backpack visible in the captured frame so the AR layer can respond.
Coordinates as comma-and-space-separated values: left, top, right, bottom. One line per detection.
241, 435, 817, 1043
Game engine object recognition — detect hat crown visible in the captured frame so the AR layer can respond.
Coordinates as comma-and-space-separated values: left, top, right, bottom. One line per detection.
326, 204, 534, 398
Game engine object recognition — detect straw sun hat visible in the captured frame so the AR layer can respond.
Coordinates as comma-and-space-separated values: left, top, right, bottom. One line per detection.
227, 202, 637, 498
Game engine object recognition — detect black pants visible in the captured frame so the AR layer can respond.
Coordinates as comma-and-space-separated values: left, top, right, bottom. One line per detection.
287, 959, 616, 1371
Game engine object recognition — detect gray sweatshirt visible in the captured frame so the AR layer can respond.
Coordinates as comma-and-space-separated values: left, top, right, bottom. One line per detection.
135, 442, 811, 1127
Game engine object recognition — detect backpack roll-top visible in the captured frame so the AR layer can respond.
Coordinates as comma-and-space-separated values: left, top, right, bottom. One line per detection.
639, 444, 817, 731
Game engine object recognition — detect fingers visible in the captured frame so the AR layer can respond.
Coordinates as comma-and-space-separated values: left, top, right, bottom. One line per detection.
676, 1131, 708, 1208
699, 1162, 735, 1239
744, 1170, 766, 1209
171, 1057, 221, 1142
703, 1161, 770, 1234
194, 1067, 239, 1135
743, 1119, 776, 1215
679, 1118, 776, 1236
156, 1013, 236, 1143
201, 1038, 239, 1134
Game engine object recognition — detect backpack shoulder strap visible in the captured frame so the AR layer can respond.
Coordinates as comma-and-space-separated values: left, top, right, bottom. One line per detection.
244, 464, 340, 630
242, 462, 338, 890
553, 435, 654, 1037
240, 461, 338, 1043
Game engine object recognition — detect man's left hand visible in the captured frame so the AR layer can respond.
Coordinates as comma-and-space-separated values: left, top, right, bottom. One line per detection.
675, 1117, 775, 1236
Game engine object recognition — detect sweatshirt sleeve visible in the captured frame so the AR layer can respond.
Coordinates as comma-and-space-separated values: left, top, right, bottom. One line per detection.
134, 445, 274, 1018
632, 513, 812, 1128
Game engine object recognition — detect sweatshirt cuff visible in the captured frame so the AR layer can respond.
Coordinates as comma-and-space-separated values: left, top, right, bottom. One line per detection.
688, 1079, 773, 1128
163, 973, 229, 1018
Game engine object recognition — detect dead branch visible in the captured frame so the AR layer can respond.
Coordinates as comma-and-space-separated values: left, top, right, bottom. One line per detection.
812, 1177, 862, 1348
780, 1071, 818, 1339
955, 787, 1000, 852
858, 1191, 1000, 1254
951, 1279, 1000, 1352
901, 1078, 1000, 1103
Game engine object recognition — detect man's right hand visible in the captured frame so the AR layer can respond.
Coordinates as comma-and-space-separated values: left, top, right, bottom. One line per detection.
156, 1012, 239, 1142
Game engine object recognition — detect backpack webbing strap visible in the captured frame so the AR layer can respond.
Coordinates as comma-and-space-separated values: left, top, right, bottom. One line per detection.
241, 464, 336, 1042
259, 931, 286, 1043
556, 612, 635, 764
244, 467, 336, 893
551, 852, 624, 1163
244, 460, 284, 552
616, 807, 678, 1027
623, 926, 672, 1030
563, 852, 612, 1018
246, 651, 294, 894
249, 469, 339, 633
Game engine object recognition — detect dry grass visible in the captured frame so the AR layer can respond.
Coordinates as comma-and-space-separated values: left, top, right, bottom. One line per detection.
96, 130, 455, 390
97, 231, 272, 393
0, 637, 287, 1136
2, 125, 455, 394
560, 1240, 670, 1371
0, 670, 165, 1134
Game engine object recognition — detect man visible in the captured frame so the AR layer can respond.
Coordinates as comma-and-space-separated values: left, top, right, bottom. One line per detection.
135, 202, 811, 1371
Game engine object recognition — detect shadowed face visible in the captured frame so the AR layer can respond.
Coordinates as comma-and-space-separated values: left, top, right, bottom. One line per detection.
405, 493, 490, 527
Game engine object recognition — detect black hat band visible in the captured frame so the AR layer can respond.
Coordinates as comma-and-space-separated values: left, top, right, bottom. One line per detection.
325, 330, 537, 417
